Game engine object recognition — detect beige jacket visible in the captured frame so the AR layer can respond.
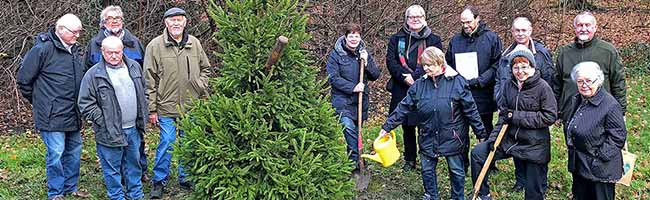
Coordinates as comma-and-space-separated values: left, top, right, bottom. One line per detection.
144, 29, 211, 117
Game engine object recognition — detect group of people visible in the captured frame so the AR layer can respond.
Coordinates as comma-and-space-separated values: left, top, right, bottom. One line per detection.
327, 5, 627, 200
17, 6, 210, 200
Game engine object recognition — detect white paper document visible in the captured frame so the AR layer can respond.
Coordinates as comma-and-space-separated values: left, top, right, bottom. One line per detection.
454, 52, 479, 80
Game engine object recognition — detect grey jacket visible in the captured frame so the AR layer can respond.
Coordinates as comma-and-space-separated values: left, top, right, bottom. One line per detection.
78, 57, 148, 147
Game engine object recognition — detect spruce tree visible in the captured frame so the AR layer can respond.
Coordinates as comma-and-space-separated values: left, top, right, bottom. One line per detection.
177, 0, 355, 199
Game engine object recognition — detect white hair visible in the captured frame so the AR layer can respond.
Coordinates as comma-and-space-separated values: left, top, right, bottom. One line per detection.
573, 11, 597, 27
56, 13, 82, 30
512, 17, 532, 31
571, 61, 604, 87
100, 5, 124, 26
101, 36, 124, 49
405, 5, 426, 20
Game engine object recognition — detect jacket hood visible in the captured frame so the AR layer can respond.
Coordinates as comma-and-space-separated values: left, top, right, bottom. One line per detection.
424, 64, 459, 80
334, 35, 367, 56
461, 21, 489, 38
42, 27, 73, 52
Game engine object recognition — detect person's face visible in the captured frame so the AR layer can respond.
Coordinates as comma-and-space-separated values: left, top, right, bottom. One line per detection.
511, 21, 532, 45
576, 75, 599, 97
460, 10, 478, 34
103, 11, 124, 34
102, 46, 123, 66
512, 61, 534, 82
345, 32, 361, 49
424, 62, 443, 77
574, 15, 597, 42
58, 25, 82, 45
165, 16, 186, 37
406, 10, 425, 31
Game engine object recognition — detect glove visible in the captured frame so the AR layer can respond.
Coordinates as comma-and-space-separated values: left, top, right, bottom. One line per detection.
468, 78, 480, 88
486, 139, 496, 152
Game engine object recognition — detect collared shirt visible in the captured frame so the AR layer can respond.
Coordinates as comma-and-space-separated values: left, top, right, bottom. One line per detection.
55, 31, 73, 53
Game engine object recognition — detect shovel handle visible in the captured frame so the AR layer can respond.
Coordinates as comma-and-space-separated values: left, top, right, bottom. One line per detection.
471, 124, 509, 200
357, 56, 367, 168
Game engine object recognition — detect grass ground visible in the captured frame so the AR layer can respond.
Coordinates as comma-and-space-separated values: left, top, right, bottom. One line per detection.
1, 77, 649, 199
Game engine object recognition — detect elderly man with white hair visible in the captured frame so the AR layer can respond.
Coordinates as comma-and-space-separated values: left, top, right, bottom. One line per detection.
385, 4, 443, 171
554, 11, 626, 124
564, 61, 626, 200
78, 36, 148, 200
17, 13, 90, 200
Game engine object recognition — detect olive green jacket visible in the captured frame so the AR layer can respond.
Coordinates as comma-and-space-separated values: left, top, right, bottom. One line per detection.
144, 29, 211, 117
554, 37, 626, 121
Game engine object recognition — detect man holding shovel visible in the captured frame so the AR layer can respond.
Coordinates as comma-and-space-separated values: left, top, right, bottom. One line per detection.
325, 23, 381, 178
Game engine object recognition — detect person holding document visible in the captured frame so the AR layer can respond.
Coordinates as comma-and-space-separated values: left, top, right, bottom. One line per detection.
445, 5, 502, 172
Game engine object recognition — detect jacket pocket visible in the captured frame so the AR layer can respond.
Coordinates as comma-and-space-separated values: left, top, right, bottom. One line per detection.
591, 157, 616, 179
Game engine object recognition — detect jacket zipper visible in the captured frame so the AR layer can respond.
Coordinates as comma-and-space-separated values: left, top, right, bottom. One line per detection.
506, 84, 522, 153
186, 56, 191, 79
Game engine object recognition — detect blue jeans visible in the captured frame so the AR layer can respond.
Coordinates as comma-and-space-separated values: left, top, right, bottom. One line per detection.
96, 127, 144, 200
40, 130, 82, 199
421, 153, 465, 200
340, 116, 359, 162
152, 117, 187, 185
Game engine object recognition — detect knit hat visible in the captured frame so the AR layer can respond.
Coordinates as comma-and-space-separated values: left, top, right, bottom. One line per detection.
164, 7, 186, 19
508, 44, 536, 68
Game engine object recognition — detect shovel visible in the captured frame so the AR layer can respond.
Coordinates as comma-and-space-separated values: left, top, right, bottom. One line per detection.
471, 124, 509, 200
355, 50, 371, 191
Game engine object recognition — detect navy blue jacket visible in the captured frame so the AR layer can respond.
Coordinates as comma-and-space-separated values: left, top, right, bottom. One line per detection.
446, 22, 502, 114
565, 89, 626, 182
382, 67, 486, 157
386, 27, 442, 125
84, 28, 145, 71
326, 36, 381, 121
17, 28, 84, 132
490, 71, 557, 164
495, 40, 555, 102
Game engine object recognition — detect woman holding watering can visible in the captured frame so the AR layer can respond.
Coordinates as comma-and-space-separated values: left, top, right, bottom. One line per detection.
385, 4, 443, 171
564, 61, 626, 200
470, 47, 557, 200
325, 23, 381, 174
379, 46, 485, 200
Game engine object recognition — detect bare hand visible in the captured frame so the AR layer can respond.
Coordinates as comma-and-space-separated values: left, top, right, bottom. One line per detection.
554, 119, 562, 127
148, 112, 159, 126
379, 129, 390, 138
403, 74, 415, 86
359, 50, 368, 61
353, 83, 365, 92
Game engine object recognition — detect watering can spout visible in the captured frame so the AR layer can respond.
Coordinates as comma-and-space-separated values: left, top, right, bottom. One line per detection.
361, 131, 400, 167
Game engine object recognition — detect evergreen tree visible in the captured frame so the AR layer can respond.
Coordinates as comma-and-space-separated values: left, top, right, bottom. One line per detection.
177, 0, 355, 199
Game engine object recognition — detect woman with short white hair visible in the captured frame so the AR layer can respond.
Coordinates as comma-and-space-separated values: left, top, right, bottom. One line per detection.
565, 61, 627, 200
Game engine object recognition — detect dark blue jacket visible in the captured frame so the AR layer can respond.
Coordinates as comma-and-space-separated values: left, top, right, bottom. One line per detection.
382, 67, 486, 157
326, 36, 381, 121
84, 28, 145, 71
446, 22, 502, 114
565, 88, 626, 182
78, 57, 148, 147
17, 28, 84, 132
495, 40, 555, 102
386, 26, 442, 125
490, 71, 557, 164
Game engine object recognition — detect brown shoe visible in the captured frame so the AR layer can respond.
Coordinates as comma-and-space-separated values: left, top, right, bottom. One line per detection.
69, 191, 91, 198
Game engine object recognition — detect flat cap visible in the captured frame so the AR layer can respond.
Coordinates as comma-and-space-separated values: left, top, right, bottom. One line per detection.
164, 7, 186, 18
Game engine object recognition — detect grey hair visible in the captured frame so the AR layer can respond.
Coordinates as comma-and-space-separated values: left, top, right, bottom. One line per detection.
101, 36, 124, 49
100, 5, 124, 27
573, 11, 596, 27
512, 17, 532, 31
55, 13, 82, 30
405, 5, 426, 20
571, 61, 604, 87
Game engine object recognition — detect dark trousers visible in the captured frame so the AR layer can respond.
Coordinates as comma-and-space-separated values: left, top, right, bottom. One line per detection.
468, 113, 494, 172
514, 157, 548, 191
572, 173, 615, 200
402, 125, 417, 162
471, 141, 546, 200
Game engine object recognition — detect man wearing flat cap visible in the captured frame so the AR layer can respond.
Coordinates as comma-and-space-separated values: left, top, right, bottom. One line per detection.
144, 7, 211, 199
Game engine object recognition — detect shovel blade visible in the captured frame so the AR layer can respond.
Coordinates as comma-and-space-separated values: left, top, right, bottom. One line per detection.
354, 169, 371, 191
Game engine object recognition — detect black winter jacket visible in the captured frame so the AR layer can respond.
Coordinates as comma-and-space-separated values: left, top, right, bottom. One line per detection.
383, 66, 486, 157
565, 88, 626, 182
17, 28, 84, 132
326, 36, 381, 121
445, 22, 502, 114
495, 40, 555, 102
385, 26, 442, 125
78, 58, 148, 147
490, 71, 557, 164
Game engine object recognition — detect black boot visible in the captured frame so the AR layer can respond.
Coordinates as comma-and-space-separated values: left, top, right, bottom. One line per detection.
402, 161, 416, 172
150, 182, 164, 199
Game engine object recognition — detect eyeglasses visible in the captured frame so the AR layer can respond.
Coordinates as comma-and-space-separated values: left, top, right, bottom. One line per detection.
512, 63, 530, 71
62, 26, 82, 35
576, 78, 598, 87
105, 16, 123, 22
407, 15, 424, 20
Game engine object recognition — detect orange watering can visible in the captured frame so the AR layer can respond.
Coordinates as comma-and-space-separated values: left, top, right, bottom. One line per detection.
361, 131, 400, 167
